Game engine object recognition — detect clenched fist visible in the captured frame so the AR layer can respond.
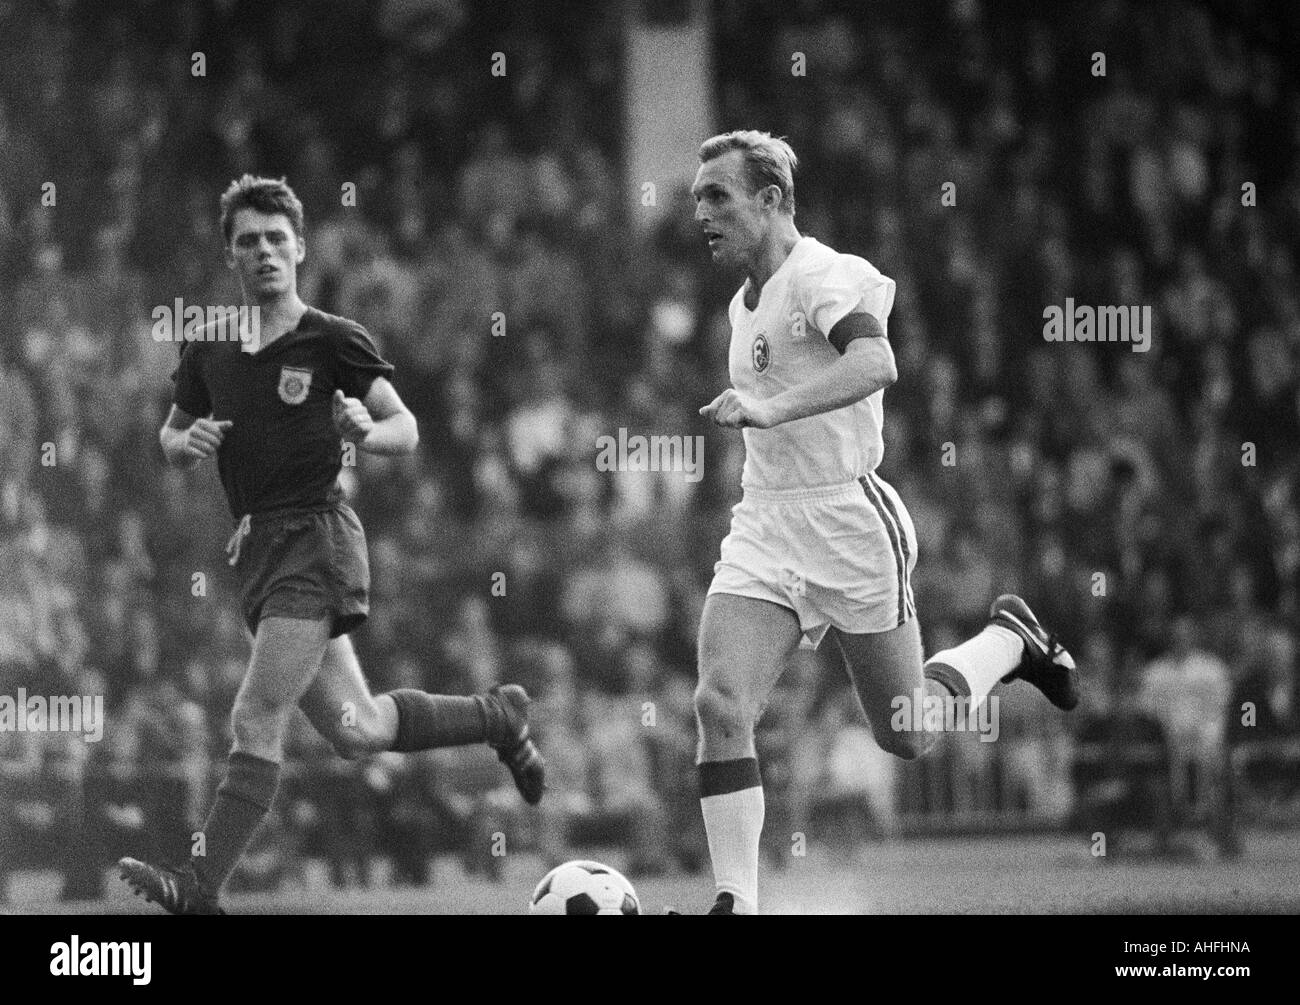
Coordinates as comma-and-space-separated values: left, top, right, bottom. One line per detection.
700, 389, 777, 429
333, 388, 375, 442
181, 418, 233, 460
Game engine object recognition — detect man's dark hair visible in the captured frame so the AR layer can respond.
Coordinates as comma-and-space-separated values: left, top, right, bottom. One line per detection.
219, 175, 305, 244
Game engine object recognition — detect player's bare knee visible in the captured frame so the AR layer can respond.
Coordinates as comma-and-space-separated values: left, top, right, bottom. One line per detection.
329, 719, 387, 760
693, 680, 750, 739
878, 725, 935, 761
231, 720, 284, 758
906, 731, 939, 760
230, 694, 292, 755
329, 732, 368, 760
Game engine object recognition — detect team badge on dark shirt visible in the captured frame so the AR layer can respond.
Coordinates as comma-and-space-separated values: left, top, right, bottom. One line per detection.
171, 307, 394, 516
752, 333, 770, 374
278, 366, 313, 405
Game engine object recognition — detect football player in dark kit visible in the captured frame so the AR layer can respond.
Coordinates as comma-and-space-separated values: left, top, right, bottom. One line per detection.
118, 176, 545, 914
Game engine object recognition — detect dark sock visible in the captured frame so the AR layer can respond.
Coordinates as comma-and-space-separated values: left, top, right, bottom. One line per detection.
191, 751, 280, 892
386, 689, 489, 751
922, 661, 967, 699
698, 757, 762, 796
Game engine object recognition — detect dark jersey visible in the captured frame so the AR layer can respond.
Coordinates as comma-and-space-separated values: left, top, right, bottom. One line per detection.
170, 307, 394, 518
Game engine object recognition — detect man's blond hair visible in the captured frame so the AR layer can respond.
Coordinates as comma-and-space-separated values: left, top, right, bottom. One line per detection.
698, 130, 798, 215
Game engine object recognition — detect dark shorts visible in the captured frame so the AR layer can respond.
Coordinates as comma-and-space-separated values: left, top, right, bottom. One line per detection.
233, 502, 370, 638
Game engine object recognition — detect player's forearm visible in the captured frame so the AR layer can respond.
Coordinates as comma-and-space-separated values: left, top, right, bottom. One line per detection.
763, 353, 895, 426
159, 426, 199, 468
356, 411, 419, 455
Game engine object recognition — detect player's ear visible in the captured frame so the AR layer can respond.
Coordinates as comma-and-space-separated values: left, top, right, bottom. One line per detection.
295, 234, 306, 264
223, 241, 237, 271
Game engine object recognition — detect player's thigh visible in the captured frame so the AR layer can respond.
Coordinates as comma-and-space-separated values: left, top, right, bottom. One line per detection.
831, 617, 924, 736
239, 615, 333, 715
298, 634, 393, 742
696, 593, 802, 720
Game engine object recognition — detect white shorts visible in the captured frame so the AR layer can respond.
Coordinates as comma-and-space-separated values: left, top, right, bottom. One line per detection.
707, 473, 918, 648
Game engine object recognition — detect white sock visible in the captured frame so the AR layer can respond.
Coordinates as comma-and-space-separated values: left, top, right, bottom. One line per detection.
700, 786, 764, 915
926, 624, 1024, 708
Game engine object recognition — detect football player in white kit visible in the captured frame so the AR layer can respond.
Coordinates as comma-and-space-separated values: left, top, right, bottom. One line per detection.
686, 131, 1080, 915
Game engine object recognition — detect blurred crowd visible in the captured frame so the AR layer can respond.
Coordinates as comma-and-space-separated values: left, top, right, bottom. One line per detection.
2, 0, 1299, 897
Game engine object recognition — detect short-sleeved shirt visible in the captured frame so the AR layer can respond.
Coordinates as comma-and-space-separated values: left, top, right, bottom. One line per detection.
170, 306, 394, 518
726, 236, 896, 491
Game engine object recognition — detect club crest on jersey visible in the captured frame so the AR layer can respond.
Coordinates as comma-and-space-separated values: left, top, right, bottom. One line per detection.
278, 366, 313, 405
752, 333, 770, 374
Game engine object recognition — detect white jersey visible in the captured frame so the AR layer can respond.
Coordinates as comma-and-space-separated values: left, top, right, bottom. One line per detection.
727, 235, 896, 491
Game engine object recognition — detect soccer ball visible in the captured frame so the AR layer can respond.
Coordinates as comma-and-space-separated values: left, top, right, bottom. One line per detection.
528, 860, 641, 915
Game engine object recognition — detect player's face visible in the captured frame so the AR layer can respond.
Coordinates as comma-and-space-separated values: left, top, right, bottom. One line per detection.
225, 208, 305, 302
691, 150, 769, 268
